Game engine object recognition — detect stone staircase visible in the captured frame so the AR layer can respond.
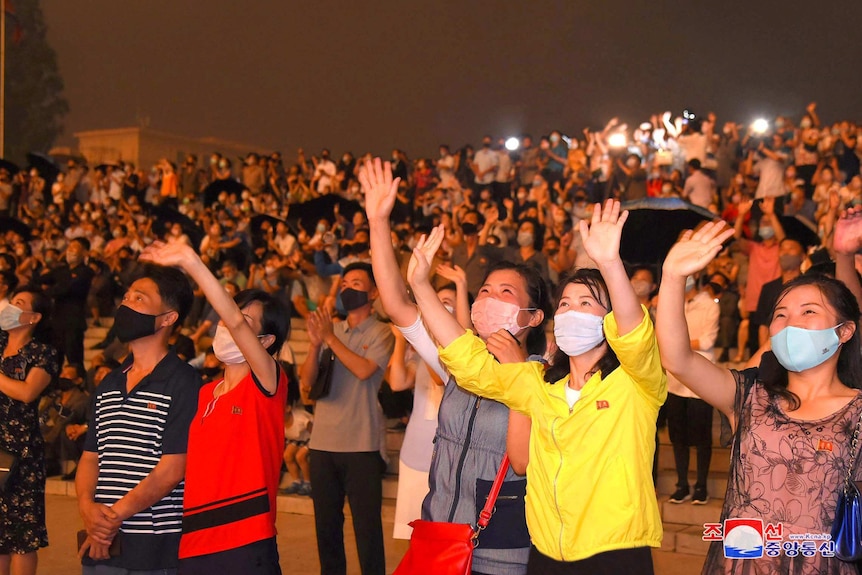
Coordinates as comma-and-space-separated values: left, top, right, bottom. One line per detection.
75, 315, 725, 559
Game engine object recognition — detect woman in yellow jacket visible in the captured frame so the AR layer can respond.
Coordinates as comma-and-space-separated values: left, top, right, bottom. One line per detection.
408, 199, 666, 574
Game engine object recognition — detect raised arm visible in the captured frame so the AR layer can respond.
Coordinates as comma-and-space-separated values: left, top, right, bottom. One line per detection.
579, 199, 641, 335
140, 241, 278, 392
657, 221, 738, 419
361, 158, 418, 327
833, 207, 862, 311
436, 263, 474, 331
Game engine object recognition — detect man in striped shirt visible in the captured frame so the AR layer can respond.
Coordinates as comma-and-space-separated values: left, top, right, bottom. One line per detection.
76, 264, 198, 574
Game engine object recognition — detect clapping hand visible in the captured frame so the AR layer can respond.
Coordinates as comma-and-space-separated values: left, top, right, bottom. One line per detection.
360, 158, 400, 221
306, 309, 333, 348
407, 225, 445, 288
663, 221, 735, 280
579, 199, 628, 266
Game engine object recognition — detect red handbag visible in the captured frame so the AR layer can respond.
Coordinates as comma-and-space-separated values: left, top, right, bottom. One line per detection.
393, 455, 511, 575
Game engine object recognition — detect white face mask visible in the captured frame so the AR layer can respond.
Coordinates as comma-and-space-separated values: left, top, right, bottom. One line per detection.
212, 324, 247, 365
553, 310, 605, 357
0, 304, 24, 331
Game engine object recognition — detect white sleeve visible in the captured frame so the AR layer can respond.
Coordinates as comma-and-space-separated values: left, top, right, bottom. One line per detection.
396, 314, 449, 383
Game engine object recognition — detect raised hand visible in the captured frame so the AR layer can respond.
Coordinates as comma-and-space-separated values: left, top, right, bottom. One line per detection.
833, 207, 862, 255
139, 240, 198, 270
436, 263, 466, 287
761, 196, 776, 216
663, 221, 735, 279
578, 199, 629, 266
306, 310, 324, 347
407, 225, 445, 288
360, 158, 400, 221
737, 199, 754, 216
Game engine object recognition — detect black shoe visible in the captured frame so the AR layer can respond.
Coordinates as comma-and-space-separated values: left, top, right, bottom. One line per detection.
669, 486, 690, 503
61, 469, 77, 481
90, 340, 110, 350
691, 488, 709, 505
716, 349, 729, 363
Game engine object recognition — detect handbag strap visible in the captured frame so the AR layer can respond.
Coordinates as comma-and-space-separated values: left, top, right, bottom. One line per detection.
845, 411, 862, 489
475, 454, 510, 531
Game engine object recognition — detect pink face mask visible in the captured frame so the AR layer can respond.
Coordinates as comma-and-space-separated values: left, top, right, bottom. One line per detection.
470, 297, 535, 340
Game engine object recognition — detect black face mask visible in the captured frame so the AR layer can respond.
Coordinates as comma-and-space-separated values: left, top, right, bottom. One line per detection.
707, 282, 724, 296
352, 241, 369, 253
57, 377, 77, 391
340, 288, 369, 312
461, 223, 478, 236
113, 305, 170, 343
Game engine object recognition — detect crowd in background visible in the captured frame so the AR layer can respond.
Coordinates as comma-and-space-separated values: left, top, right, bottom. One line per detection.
0, 101, 860, 572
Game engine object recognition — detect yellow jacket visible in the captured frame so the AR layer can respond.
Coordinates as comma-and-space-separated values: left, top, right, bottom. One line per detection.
438, 308, 666, 561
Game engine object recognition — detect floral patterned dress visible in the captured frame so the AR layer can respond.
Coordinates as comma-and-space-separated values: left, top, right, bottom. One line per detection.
0, 331, 59, 554
703, 368, 862, 575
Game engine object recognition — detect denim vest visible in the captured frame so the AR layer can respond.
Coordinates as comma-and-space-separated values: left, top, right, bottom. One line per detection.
421, 380, 529, 575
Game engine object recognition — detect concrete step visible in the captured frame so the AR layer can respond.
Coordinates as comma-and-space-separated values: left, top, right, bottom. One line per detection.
660, 522, 689, 552
661, 497, 723, 527
385, 430, 405, 452
277, 493, 396, 521
674, 525, 713, 556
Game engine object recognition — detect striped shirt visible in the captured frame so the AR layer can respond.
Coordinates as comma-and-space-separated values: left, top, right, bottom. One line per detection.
82, 352, 199, 570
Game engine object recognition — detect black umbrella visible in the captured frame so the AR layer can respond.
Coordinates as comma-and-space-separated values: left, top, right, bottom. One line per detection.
0, 159, 19, 175
0, 216, 34, 239
26, 152, 60, 184
286, 194, 362, 236
203, 178, 246, 205
147, 205, 204, 248
619, 197, 717, 264
49, 152, 86, 166
778, 215, 820, 249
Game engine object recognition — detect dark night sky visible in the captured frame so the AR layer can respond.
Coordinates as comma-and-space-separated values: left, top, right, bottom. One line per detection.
41, 0, 862, 158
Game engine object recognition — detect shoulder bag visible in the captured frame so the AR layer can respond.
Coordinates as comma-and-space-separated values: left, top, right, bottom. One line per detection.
832, 408, 862, 562
393, 454, 510, 575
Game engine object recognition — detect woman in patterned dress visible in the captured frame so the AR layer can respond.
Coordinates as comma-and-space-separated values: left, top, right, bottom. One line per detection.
657, 220, 862, 574
0, 288, 60, 575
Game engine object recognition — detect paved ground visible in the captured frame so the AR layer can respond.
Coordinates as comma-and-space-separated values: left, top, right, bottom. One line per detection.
38, 494, 704, 574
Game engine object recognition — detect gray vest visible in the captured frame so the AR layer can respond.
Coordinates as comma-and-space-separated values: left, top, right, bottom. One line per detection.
421, 380, 529, 575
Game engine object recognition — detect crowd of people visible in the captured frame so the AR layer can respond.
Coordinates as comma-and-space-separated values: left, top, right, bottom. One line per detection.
0, 101, 860, 574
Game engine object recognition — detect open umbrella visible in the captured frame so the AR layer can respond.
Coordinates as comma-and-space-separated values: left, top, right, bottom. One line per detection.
26, 152, 61, 184
286, 194, 362, 236
0, 159, 19, 175
148, 205, 204, 248
619, 197, 717, 264
0, 216, 34, 239
202, 178, 246, 205
778, 215, 820, 249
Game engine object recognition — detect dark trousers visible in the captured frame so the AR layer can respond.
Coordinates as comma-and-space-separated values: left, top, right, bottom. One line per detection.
309, 450, 385, 575
55, 323, 85, 367
666, 393, 714, 490
527, 545, 654, 575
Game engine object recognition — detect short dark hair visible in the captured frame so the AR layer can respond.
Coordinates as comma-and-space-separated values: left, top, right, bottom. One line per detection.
0, 269, 19, 292
688, 159, 702, 171
234, 289, 290, 356
342, 262, 375, 286
70, 237, 90, 251
12, 286, 52, 344
134, 263, 193, 324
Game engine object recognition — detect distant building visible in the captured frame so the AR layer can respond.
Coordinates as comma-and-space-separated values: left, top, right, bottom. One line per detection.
68, 127, 265, 169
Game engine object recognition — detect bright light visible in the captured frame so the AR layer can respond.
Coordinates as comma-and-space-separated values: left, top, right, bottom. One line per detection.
505, 137, 520, 151
751, 118, 769, 135
639, 122, 652, 131
608, 132, 627, 148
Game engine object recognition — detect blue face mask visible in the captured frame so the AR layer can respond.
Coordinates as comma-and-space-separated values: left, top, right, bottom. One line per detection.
770, 324, 842, 372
